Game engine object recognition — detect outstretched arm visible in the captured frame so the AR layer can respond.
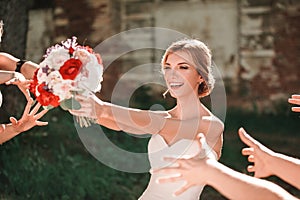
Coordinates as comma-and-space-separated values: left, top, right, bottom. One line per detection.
0, 98, 48, 144
71, 94, 223, 157
239, 127, 300, 190
0, 70, 15, 84
155, 134, 298, 200
1, 70, 32, 100
0, 52, 38, 79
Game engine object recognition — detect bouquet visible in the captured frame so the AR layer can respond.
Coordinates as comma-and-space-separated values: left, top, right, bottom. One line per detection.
30, 37, 103, 127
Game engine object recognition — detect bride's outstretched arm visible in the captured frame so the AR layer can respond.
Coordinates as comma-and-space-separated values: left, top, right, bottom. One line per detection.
71, 94, 223, 156
71, 94, 167, 134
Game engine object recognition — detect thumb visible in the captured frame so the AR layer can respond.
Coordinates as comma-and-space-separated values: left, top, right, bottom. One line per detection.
196, 133, 205, 149
196, 133, 210, 159
9, 117, 18, 125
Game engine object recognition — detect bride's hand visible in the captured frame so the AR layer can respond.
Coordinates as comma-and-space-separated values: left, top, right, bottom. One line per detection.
69, 93, 103, 119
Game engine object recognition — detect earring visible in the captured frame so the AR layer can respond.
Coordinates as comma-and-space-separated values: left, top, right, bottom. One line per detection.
163, 89, 169, 99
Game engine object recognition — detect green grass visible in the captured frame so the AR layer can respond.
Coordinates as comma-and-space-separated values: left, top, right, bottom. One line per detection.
0, 106, 299, 199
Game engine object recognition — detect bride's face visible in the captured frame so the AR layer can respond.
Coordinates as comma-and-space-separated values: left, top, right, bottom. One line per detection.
163, 51, 202, 99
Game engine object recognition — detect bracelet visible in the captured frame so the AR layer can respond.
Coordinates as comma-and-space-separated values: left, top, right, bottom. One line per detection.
15, 60, 27, 73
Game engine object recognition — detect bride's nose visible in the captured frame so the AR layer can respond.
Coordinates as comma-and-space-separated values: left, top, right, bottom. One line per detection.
170, 69, 179, 77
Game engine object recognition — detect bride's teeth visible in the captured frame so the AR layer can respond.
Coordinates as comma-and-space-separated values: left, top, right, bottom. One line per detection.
170, 83, 183, 87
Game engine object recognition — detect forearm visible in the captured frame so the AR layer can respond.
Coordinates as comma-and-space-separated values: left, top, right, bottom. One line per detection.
0, 70, 15, 84
97, 102, 164, 134
0, 52, 38, 79
0, 124, 21, 144
268, 152, 300, 189
99, 117, 149, 134
0, 52, 18, 71
207, 160, 297, 200
20, 61, 39, 79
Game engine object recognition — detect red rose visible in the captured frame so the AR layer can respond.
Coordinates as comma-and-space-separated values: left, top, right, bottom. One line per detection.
59, 58, 82, 80
29, 69, 39, 96
36, 83, 60, 107
69, 47, 75, 55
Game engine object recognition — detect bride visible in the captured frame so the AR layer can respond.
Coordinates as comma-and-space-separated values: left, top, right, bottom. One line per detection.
71, 39, 224, 199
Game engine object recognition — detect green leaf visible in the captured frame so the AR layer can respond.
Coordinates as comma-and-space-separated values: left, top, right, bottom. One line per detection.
60, 98, 81, 110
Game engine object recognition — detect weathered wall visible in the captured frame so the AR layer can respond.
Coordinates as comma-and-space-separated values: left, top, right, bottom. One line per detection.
1, 0, 299, 112
0, 0, 29, 58
155, 0, 239, 78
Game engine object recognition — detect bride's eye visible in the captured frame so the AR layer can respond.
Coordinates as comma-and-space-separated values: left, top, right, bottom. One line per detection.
179, 65, 189, 69
163, 65, 171, 70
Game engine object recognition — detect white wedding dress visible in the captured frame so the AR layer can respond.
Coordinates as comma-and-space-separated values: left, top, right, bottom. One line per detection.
139, 134, 216, 200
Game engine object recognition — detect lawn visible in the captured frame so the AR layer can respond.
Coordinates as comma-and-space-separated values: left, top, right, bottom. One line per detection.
0, 104, 299, 199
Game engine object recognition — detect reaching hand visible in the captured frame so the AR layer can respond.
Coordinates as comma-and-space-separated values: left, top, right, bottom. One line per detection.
288, 94, 300, 112
238, 128, 275, 178
154, 133, 214, 196
11, 98, 48, 133
5, 72, 32, 100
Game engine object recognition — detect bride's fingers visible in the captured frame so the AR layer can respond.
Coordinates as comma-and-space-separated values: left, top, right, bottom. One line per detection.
75, 94, 93, 102
75, 95, 85, 101
69, 109, 94, 117
69, 110, 83, 116
78, 101, 94, 108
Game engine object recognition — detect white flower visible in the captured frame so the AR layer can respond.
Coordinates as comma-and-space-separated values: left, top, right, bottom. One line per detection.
36, 68, 48, 83
44, 48, 70, 70
47, 71, 74, 100
74, 49, 91, 65
76, 53, 103, 93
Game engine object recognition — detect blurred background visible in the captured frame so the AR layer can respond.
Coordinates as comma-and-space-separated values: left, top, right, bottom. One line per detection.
0, 0, 299, 199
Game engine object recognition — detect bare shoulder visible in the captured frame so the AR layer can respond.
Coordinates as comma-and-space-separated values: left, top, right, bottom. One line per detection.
202, 115, 224, 131
200, 104, 224, 131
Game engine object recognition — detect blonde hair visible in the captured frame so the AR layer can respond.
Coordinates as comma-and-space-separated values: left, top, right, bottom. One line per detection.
161, 39, 215, 98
